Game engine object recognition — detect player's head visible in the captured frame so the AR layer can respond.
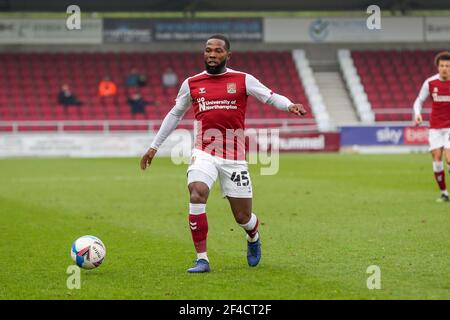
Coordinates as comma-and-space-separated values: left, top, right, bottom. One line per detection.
434, 51, 450, 80
204, 34, 231, 74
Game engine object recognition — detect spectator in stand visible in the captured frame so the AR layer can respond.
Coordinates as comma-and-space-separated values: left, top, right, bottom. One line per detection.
98, 76, 117, 105
125, 67, 147, 88
161, 67, 178, 88
127, 92, 149, 114
58, 84, 82, 107
99, 76, 117, 97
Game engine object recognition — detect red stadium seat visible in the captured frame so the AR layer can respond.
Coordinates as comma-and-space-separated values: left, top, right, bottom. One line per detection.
352, 49, 441, 122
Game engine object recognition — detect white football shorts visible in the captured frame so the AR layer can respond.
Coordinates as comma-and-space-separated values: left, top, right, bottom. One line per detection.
187, 148, 253, 198
428, 128, 450, 151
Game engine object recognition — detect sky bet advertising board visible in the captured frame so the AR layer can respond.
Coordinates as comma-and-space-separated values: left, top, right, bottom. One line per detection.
340, 126, 429, 146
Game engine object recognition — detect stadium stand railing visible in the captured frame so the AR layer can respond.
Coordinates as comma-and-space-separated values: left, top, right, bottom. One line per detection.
0, 118, 318, 134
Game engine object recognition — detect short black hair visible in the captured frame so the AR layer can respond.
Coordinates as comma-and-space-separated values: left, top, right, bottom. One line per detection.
207, 34, 230, 51
435, 51, 450, 66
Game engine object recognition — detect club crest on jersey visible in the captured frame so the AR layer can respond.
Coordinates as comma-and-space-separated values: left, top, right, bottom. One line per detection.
227, 83, 236, 94
199, 88, 206, 94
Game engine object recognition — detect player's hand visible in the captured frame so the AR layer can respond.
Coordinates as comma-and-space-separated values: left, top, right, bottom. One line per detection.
415, 113, 423, 126
288, 104, 307, 116
140, 148, 157, 171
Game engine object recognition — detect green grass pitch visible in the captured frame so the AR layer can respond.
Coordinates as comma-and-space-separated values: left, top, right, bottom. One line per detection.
0, 154, 448, 299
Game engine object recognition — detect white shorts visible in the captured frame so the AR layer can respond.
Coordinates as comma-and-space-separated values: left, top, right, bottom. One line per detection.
187, 149, 253, 198
428, 128, 450, 151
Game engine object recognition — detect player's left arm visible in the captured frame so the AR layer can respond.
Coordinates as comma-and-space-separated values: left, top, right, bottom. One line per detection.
245, 74, 307, 116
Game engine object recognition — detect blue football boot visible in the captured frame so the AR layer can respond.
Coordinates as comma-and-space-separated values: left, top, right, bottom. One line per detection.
247, 236, 261, 267
187, 259, 211, 273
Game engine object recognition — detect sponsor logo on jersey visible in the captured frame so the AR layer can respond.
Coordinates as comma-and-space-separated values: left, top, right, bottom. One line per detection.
197, 97, 207, 111
227, 83, 236, 94
432, 86, 450, 102
430, 85, 450, 102
199, 87, 206, 94
432, 95, 450, 102
196, 97, 238, 112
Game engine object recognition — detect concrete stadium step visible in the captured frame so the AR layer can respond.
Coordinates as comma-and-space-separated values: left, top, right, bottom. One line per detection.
314, 71, 359, 126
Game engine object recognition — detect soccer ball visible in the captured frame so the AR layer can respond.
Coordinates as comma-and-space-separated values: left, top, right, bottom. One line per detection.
71, 235, 106, 269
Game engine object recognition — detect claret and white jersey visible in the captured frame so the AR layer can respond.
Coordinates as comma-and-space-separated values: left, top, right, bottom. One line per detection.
414, 74, 450, 129
150, 68, 293, 160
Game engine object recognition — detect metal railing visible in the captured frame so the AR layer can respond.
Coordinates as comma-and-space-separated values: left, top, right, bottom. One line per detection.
0, 118, 319, 134
371, 108, 431, 114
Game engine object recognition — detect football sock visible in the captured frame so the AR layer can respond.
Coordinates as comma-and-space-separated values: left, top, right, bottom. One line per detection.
239, 213, 260, 243
433, 161, 447, 193
197, 252, 209, 261
189, 203, 209, 261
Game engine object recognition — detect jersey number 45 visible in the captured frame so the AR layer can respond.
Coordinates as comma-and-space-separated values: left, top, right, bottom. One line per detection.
230, 171, 249, 187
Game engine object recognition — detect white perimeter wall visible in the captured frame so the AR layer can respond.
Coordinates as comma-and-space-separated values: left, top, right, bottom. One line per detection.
0, 132, 191, 158
264, 17, 449, 43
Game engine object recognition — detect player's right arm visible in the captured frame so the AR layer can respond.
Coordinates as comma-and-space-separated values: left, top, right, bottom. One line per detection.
413, 79, 430, 126
140, 79, 191, 170
245, 74, 307, 116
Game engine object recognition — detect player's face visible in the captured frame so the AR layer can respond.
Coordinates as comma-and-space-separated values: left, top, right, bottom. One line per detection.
204, 39, 230, 74
438, 60, 450, 80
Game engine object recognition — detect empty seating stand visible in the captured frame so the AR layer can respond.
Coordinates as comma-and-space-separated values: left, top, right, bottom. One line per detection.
351, 50, 440, 122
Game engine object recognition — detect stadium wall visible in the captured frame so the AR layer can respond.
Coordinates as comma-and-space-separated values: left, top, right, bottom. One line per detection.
0, 17, 446, 75
0, 131, 341, 158
0, 126, 428, 157
0, 16, 448, 53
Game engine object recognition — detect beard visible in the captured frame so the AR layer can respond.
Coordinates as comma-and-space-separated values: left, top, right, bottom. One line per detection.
205, 59, 227, 74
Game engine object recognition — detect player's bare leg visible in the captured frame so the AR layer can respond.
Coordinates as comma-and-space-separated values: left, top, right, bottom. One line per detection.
187, 182, 211, 272
445, 148, 450, 166
227, 197, 261, 267
431, 148, 449, 202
